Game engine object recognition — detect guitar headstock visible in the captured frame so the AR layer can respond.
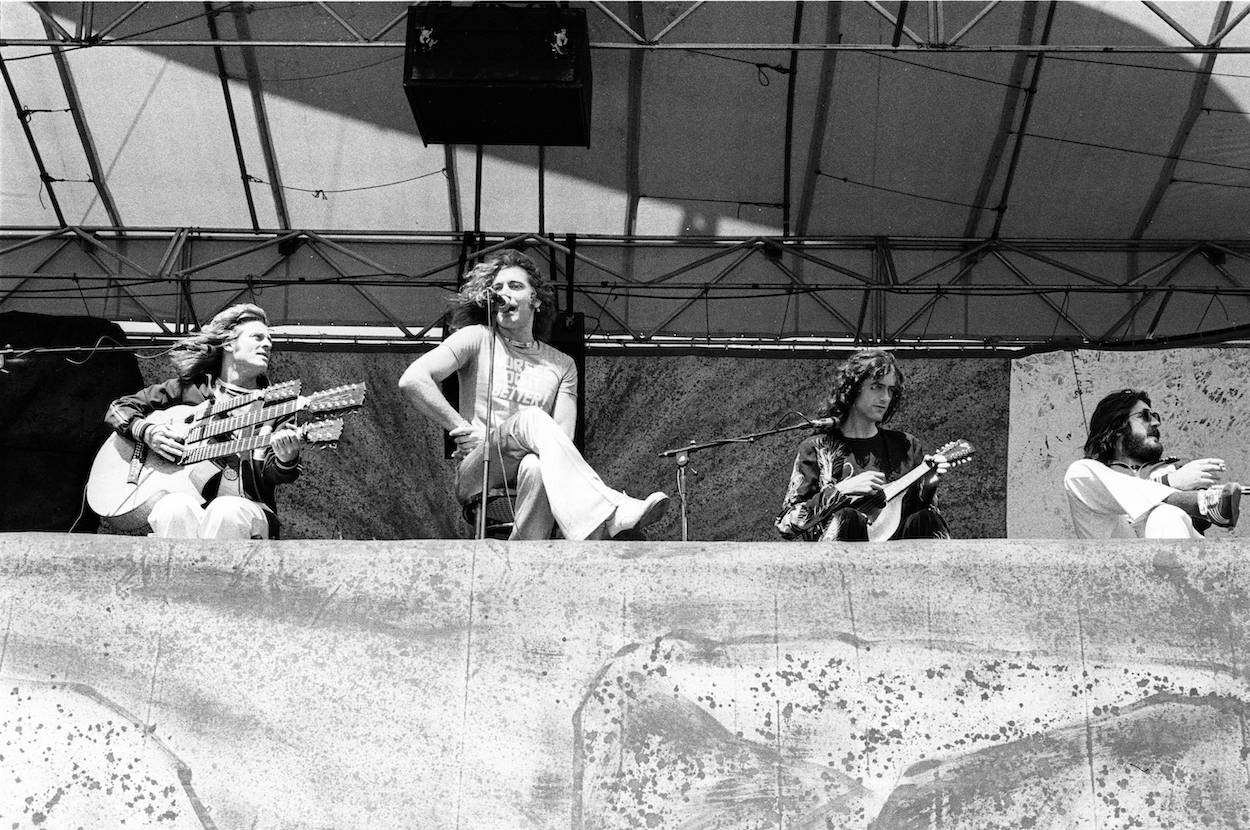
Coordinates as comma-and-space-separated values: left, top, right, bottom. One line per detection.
934, 439, 975, 466
307, 383, 368, 416
301, 418, 344, 448
263, 379, 302, 402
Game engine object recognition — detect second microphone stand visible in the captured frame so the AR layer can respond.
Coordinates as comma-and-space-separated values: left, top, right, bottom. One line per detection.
658, 418, 830, 542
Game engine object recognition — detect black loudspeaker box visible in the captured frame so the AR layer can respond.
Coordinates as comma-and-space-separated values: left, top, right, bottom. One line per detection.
403, 4, 593, 147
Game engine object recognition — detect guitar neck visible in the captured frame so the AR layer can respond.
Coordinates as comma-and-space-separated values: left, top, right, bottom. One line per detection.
880, 459, 934, 502
192, 398, 301, 442
185, 381, 301, 440
181, 431, 276, 465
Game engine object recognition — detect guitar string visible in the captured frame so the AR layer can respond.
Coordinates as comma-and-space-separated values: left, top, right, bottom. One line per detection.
185, 385, 361, 452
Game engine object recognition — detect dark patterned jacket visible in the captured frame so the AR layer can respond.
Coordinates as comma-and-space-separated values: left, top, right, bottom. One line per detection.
775, 427, 932, 541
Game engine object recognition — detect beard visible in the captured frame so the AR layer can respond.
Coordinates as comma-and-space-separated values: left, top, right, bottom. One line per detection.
1123, 429, 1163, 464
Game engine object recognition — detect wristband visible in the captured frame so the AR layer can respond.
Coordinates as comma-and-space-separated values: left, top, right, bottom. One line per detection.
132, 419, 151, 443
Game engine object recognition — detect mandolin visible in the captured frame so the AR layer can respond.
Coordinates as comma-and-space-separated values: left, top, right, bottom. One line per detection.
828, 439, 976, 542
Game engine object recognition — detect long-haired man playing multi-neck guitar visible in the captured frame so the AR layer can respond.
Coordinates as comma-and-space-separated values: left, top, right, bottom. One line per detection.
775, 348, 952, 542
103, 303, 305, 538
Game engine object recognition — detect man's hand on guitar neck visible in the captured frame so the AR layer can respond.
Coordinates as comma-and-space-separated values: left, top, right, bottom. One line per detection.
271, 425, 305, 464
925, 453, 952, 478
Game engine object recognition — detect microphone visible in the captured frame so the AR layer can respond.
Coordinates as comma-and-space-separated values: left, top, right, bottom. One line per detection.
476, 288, 513, 309
806, 417, 836, 430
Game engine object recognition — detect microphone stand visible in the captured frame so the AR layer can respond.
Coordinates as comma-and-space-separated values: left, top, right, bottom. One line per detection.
658, 419, 832, 542
476, 295, 501, 541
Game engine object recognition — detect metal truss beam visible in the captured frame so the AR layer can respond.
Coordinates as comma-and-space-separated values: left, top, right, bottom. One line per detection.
1132, 4, 1231, 240
0, 53, 67, 226
41, 10, 123, 228
227, 4, 290, 229
5, 38, 1248, 54
5, 0, 1250, 55
3, 228, 1249, 353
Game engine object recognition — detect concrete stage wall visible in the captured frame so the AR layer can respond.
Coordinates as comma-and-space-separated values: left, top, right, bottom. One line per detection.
2, 533, 1247, 829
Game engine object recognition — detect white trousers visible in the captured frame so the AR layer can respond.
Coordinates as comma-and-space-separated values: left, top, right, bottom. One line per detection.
1064, 459, 1202, 539
148, 493, 271, 540
456, 408, 625, 541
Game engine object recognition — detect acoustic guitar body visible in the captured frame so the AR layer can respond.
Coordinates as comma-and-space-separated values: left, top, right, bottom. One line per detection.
86, 406, 220, 532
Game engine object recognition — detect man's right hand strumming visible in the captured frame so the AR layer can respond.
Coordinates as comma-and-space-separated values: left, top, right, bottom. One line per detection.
136, 420, 185, 462
834, 470, 886, 497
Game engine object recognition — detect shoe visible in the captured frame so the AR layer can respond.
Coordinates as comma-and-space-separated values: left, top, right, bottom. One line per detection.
1201, 482, 1241, 528
607, 492, 671, 537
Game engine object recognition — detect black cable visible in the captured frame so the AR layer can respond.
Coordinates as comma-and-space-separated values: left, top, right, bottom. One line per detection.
817, 170, 992, 210
1048, 52, 1250, 81
245, 168, 445, 199
1021, 131, 1250, 174
868, 50, 1026, 90
257, 53, 403, 83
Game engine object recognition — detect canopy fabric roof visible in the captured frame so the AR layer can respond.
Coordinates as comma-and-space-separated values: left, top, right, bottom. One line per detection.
1, 1, 1248, 351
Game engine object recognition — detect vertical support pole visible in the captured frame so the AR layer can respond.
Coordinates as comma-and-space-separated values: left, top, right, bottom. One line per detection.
473, 145, 484, 233
538, 145, 546, 237
564, 233, 576, 316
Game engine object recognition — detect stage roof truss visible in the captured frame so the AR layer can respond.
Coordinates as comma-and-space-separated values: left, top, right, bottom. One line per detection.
762, 250, 860, 335
3, 227, 1249, 352
3, 2, 1250, 353
3, 2, 1250, 52
989, 248, 1093, 342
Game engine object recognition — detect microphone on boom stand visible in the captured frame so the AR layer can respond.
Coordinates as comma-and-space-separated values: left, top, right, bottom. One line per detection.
658, 414, 838, 541
476, 288, 514, 309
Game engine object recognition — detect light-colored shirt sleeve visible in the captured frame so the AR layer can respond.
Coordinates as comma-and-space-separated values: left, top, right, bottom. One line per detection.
1063, 458, 1174, 539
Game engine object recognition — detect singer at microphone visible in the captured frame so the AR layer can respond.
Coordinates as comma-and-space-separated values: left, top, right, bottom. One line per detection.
478, 288, 514, 309
398, 249, 671, 542
774, 348, 953, 543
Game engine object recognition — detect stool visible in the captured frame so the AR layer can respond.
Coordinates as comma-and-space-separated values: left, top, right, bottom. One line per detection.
461, 489, 517, 539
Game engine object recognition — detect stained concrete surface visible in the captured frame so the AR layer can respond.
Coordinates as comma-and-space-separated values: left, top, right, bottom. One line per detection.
1, 532, 1247, 828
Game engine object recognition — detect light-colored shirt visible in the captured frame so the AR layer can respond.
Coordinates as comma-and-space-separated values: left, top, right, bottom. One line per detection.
1063, 457, 1176, 539
437, 324, 577, 432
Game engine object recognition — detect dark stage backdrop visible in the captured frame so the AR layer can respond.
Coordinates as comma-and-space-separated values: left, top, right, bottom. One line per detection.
127, 350, 1008, 541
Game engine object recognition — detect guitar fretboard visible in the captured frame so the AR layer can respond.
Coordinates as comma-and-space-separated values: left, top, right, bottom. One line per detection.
189, 398, 303, 444
185, 381, 300, 441
182, 431, 280, 465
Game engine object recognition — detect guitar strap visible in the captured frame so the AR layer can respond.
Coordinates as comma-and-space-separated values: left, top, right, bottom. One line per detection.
206, 381, 261, 501
214, 397, 261, 501
126, 438, 147, 485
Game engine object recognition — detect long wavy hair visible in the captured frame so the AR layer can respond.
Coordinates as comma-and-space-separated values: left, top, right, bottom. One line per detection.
448, 249, 557, 341
168, 303, 269, 382
1084, 388, 1150, 463
819, 348, 904, 428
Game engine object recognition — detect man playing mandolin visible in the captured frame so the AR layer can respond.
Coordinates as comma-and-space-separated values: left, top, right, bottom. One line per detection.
102, 303, 305, 539
775, 348, 953, 542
